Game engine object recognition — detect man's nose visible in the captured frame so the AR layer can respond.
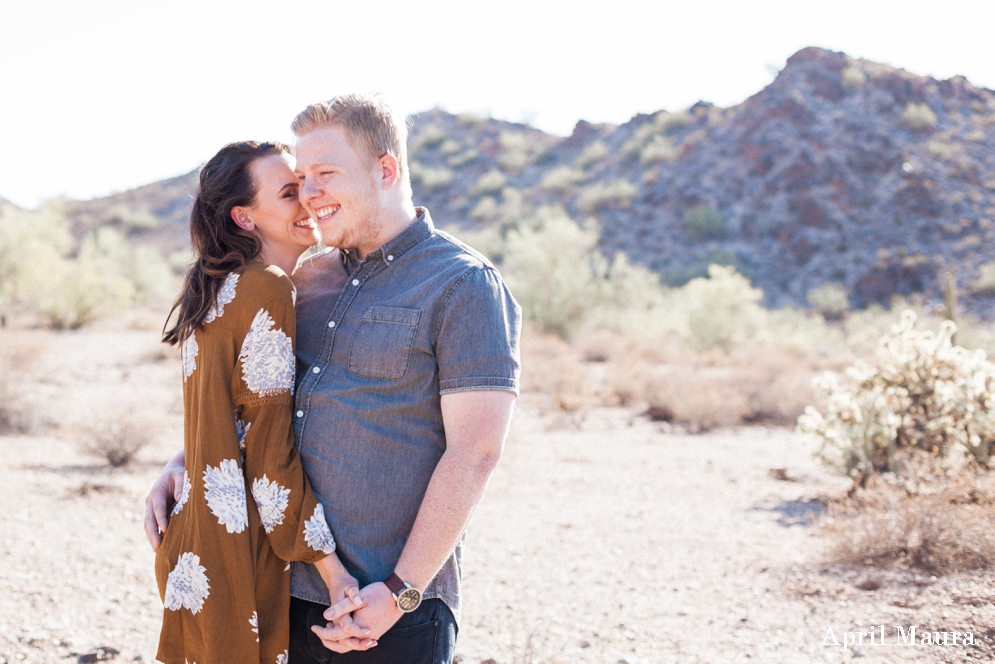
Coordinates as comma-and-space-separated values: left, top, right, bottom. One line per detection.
301, 178, 321, 201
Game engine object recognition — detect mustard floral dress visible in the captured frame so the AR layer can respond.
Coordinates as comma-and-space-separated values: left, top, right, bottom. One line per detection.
155, 261, 336, 664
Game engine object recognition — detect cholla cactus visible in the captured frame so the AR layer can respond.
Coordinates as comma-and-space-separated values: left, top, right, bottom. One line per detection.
799, 311, 995, 483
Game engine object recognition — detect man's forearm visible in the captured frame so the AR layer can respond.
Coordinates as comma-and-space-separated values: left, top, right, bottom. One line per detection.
393, 445, 501, 589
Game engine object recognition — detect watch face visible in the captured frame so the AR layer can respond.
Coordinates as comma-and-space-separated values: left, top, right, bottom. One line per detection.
397, 587, 421, 612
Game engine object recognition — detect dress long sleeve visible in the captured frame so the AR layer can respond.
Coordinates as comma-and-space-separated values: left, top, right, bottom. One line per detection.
233, 293, 336, 564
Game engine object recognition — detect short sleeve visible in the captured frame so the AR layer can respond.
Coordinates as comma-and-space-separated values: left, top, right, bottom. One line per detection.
436, 266, 522, 395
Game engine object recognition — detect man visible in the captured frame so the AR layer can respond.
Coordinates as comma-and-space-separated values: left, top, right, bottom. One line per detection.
145, 94, 522, 663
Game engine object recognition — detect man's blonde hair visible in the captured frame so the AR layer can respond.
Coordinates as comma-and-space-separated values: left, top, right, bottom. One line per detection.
291, 93, 410, 189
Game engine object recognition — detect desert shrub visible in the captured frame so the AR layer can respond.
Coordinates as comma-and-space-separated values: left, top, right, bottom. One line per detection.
900, 102, 937, 131
472, 169, 507, 196
926, 138, 960, 160
682, 204, 726, 241
448, 148, 480, 168
540, 166, 585, 192
457, 112, 485, 126
841, 65, 866, 88
409, 161, 454, 190
34, 227, 136, 329
438, 139, 462, 156
470, 196, 499, 221
411, 124, 447, 151
577, 179, 638, 212
807, 283, 849, 319
640, 134, 677, 164
518, 325, 597, 412
973, 261, 995, 295
799, 311, 995, 484
496, 131, 531, 172
644, 367, 750, 432
0, 206, 72, 318
574, 141, 608, 169
676, 265, 765, 351
79, 414, 156, 467
129, 245, 179, 304
827, 474, 995, 573
496, 206, 665, 337
105, 202, 158, 230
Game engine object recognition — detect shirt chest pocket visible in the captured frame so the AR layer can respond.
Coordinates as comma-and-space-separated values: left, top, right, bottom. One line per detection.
349, 306, 422, 380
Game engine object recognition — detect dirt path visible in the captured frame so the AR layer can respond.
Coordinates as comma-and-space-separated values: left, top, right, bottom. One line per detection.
1, 328, 992, 663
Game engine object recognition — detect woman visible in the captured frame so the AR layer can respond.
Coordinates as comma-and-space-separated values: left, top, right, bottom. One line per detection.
155, 142, 370, 663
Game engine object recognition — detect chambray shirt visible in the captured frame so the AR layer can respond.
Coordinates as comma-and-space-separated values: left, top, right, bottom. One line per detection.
289, 209, 521, 623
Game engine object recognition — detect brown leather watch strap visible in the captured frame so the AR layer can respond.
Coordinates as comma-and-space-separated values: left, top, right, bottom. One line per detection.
384, 572, 406, 595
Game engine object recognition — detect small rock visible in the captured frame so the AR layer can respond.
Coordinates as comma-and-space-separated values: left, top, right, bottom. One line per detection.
856, 579, 881, 591
579, 640, 591, 648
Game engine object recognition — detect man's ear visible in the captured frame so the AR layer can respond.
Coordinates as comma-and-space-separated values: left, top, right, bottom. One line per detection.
231, 206, 254, 231
379, 153, 400, 190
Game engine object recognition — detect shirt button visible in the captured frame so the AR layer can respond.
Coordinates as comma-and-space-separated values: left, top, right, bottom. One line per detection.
327, 321, 336, 328
387, 255, 394, 261
296, 410, 304, 418
312, 367, 321, 374
352, 279, 360, 286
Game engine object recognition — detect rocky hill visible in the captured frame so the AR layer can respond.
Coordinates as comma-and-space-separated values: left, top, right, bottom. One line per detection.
55, 47, 995, 312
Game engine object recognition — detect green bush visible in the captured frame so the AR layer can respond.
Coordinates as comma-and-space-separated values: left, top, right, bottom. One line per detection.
540, 166, 585, 192
900, 102, 937, 131
411, 124, 448, 151
496, 131, 531, 172
0, 206, 177, 327
640, 135, 677, 164
574, 141, 608, 169
682, 204, 726, 241
105, 202, 158, 230
471, 169, 507, 196
409, 161, 454, 190
841, 65, 866, 88
447, 148, 480, 168
577, 179, 638, 212
677, 265, 765, 351
799, 311, 995, 484
807, 283, 849, 319
975, 261, 995, 295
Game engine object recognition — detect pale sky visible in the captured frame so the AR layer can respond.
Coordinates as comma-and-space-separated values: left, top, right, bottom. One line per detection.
2, 0, 995, 208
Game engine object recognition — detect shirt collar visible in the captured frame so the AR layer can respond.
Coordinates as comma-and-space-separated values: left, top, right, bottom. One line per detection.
367, 207, 435, 267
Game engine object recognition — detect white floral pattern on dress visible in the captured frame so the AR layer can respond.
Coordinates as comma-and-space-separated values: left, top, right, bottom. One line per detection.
303, 504, 336, 554
164, 552, 210, 614
170, 470, 191, 517
251, 474, 290, 534
203, 459, 248, 533
238, 308, 295, 397
249, 611, 259, 642
204, 272, 239, 324
276, 650, 288, 664
182, 333, 198, 382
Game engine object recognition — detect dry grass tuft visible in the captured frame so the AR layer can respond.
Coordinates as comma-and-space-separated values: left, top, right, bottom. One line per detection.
0, 332, 46, 434
78, 415, 157, 468
522, 325, 825, 432
826, 473, 995, 573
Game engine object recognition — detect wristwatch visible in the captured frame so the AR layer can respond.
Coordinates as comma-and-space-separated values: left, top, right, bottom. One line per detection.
384, 572, 422, 613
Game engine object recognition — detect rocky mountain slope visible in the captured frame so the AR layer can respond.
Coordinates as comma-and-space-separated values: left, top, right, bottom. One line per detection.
48, 47, 995, 312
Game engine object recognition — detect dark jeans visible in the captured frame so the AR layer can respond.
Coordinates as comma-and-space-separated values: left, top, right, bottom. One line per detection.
289, 596, 457, 664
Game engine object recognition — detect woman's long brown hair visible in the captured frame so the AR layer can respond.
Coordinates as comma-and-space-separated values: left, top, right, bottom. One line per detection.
163, 141, 290, 345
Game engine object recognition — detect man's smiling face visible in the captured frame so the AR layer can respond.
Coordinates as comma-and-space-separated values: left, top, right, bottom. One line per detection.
294, 125, 383, 254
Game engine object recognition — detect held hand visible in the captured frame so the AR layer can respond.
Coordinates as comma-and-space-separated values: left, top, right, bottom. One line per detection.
334, 582, 404, 641
314, 558, 370, 641
143, 462, 185, 551
311, 587, 378, 654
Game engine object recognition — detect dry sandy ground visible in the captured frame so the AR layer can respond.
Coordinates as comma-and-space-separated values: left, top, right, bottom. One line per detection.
1, 325, 994, 664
